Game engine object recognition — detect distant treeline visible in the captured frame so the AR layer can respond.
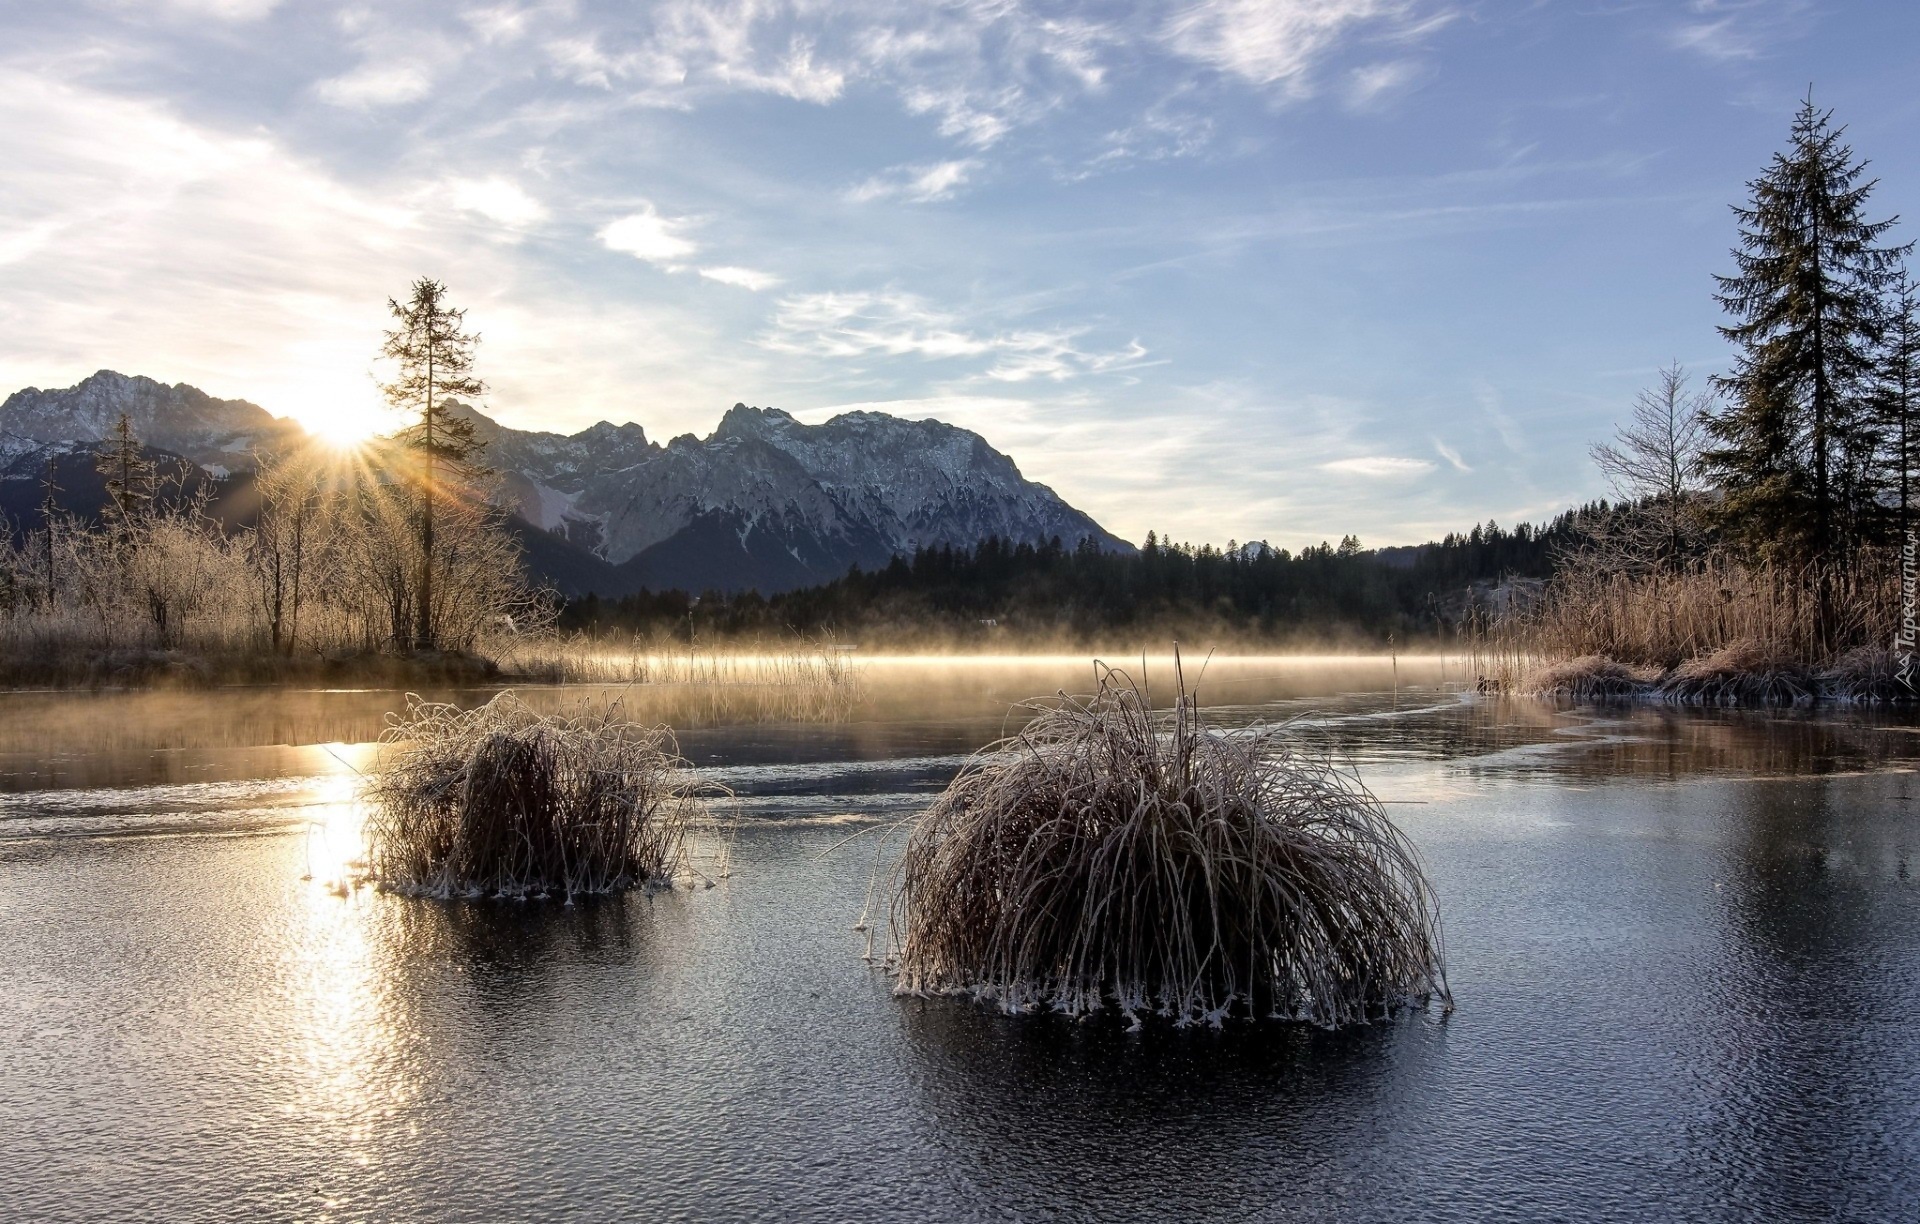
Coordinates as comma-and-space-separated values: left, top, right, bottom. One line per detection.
559, 505, 1612, 647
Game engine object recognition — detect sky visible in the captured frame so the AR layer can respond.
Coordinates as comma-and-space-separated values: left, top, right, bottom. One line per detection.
3, 1, 1918, 550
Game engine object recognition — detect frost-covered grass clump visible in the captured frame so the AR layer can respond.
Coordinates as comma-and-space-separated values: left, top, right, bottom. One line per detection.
364, 692, 708, 899
883, 666, 1450, 1029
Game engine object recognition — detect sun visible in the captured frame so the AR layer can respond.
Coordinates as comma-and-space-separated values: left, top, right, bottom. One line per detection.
297, 404, 392, 449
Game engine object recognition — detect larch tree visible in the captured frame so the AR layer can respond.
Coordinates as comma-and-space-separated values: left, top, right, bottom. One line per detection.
380, 278, 485, 652
1706, 96, 1909, 571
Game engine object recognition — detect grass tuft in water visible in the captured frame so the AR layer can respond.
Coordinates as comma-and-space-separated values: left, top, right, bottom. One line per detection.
364, 691, 711, 900
882, 661, 1450, 1029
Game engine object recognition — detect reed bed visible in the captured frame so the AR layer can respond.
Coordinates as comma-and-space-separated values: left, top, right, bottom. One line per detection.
882, 664, 1449, 1029
489, 634, 866, 722
363, 691, 715, 899
1468, 553, 1910, 705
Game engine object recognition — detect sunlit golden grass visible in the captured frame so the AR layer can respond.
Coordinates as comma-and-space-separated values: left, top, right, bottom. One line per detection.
363, 691, 717, 899
879, 663, 1450, 1029
1467, 554, 1907, 705
487, 634, 866, 722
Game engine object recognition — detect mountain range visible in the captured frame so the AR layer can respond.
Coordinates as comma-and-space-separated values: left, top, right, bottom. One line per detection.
0, 370, 1130, 595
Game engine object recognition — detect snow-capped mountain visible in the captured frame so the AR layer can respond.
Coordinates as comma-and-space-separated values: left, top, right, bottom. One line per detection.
0, 371, 1130, 593
0, 370, 302, 476
465, 400, 1129, 591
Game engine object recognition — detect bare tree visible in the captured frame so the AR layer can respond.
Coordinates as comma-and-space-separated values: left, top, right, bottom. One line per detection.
250, 454, 325, 655
1590, 362, 1714, 570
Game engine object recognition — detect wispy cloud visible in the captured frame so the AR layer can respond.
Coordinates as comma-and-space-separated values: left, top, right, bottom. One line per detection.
847, 159, 981, 204
1162, 0, 1418, 91
760, 290, 1145, 383
1345, 59, 1423, 109
1319, 455, 1436, 477
312, 8, 459, 109
698, 265, 780, 290
1669, 0, 1813, 62
1433, 439, 1472, 472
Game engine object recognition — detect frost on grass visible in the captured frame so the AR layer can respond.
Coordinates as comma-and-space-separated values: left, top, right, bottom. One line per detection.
364, 691, 715, 900
883, 665, 1450, 1030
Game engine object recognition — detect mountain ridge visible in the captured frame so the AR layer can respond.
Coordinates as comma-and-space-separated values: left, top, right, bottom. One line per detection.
0, 370, 1132, 595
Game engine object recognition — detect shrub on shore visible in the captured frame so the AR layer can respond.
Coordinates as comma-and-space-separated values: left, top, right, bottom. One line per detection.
364, 692, 709, 899
883, 665, 1449, 1029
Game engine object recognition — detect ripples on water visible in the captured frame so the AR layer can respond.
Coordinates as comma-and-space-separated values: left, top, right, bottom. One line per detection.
1, 656, 1917, 1221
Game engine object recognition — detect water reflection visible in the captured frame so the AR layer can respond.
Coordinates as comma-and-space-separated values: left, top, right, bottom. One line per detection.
1691, 775, 1919, 1218
895, 1001, 1450, 1218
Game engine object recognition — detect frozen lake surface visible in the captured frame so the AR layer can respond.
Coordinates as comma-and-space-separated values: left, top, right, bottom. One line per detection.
2, 657, 1917, 1221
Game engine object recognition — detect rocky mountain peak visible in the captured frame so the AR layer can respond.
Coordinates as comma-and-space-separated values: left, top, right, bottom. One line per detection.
3, 371, 1132, 594
0, 368, 299, 470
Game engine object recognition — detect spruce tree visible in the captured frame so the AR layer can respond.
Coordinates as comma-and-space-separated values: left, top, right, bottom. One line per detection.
1878, 269, 1920, 545
37, 455, 61, 610
1707, 96, 1909, 568
95, 412, 155, 540
380, 278, 485, 652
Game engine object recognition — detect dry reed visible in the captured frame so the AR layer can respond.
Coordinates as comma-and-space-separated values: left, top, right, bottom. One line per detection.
882, 663, 1449, 1029
489, 634, 866, 722
363, 691, 713, 899
1469, 553, 1910, 705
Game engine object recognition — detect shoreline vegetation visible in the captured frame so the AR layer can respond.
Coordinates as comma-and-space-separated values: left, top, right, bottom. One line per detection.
1473, 99, 1919, 706
1471, 558, 1908, 705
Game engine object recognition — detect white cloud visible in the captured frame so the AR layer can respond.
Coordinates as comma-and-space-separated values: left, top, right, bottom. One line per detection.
716, 35, 847, 103
760, 290, 1145, 382
1345, 59, 1422, 108
847, 159, 981, 204
314, 59, 436, 107
1163, 0, 1409, 89
132, 0, 281, 19
0, 69, 752, 445
1319, 456, 1436, 477
698, 265, 780, 290
448, 177, 548, 228
601, 206, 697, 265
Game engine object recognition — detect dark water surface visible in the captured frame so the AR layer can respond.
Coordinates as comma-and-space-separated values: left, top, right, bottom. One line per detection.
2, 657, 1918, 1222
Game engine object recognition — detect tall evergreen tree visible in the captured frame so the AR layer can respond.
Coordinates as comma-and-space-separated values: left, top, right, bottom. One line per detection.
380, 278, 486, 652
94, 412, 155, 540
1878, 269, 1920, 545
1706, 95, 1909, 569
37, 455, 62, 610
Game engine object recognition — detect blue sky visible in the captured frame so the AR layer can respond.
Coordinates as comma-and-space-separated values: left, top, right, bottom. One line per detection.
3, 1, 1917, 548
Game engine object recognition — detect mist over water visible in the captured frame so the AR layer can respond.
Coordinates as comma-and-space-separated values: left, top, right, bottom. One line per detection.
3, 657, 1918, 1221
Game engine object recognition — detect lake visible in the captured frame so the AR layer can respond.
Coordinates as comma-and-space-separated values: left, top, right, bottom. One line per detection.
2, 656, 1917, 1222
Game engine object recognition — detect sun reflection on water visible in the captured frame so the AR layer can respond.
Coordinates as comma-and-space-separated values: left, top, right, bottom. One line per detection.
301, 742, 379, 893
285, 740, 420, 1195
